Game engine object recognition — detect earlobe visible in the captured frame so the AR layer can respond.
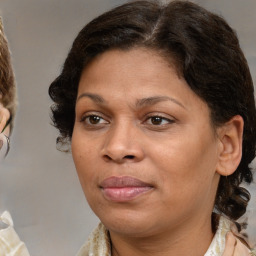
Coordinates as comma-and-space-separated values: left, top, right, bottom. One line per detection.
216, 115, 244, 176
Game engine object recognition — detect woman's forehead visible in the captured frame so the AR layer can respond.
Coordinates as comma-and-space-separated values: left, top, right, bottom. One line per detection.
77, 48, 209, 116
79, 48, 179, 88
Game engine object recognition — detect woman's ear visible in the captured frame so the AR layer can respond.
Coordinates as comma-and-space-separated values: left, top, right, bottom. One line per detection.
216, 115, 244, 176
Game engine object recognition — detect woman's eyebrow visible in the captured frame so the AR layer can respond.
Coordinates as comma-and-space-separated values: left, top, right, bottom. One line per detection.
136, 96, 186, 109
77, 94, 186, 109
77, 93, 105, 104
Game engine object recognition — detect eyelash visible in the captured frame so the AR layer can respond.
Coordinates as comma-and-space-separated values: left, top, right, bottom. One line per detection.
80, 114, 109, 126
143, 114, 175, 128
79, 113, 175, 129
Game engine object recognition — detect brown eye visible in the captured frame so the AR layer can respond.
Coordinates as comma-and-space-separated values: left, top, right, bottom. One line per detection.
82, 114, 109, 126
151, 116, 163, 125
88, 115, 101, 124
145, 115, 174, 126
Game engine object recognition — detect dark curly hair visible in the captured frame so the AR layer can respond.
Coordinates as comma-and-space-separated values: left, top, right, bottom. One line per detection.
49, 0, 256, 221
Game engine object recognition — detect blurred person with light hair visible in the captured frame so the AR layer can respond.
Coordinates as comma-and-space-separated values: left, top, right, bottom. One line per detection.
0, 17, 30, 256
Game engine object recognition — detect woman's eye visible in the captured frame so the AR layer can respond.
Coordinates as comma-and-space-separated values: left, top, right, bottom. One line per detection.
82, 115, 108, 125
146, 116, 174, 126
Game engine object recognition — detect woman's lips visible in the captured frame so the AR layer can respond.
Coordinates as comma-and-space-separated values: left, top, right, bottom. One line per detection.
100, 176, 153, 202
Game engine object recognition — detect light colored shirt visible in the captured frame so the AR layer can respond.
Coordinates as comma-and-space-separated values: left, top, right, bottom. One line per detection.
0, 211, 30, 256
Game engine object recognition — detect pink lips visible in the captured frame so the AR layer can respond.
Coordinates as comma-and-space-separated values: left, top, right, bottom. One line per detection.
100, 176, 153, 202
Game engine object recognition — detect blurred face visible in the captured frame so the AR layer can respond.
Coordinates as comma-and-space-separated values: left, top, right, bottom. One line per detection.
72, 48, 221, 237
0, 103, 10, 136
0, 103, 11, 160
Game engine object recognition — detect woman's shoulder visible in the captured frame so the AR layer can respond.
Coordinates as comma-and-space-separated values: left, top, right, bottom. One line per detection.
205, 215, 254, 256
0, 211, 30, 256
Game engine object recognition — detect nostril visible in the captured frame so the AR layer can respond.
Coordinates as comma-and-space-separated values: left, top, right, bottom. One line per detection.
125, 155, 135, 159
103, 155, 112, 161
102, 154, 135, 162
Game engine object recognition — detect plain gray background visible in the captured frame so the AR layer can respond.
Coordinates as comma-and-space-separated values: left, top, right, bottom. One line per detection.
0, 0, 255, 255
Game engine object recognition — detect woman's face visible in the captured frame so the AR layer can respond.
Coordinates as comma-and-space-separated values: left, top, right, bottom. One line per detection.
72, 48, 222, 237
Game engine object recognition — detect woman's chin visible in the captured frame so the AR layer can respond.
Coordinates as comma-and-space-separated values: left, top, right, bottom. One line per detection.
96, 208, 172, 238
104, 219, 155, 238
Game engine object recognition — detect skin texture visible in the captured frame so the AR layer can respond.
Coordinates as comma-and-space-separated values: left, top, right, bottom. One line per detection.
72, 48, 244, 256
0, 103, 10, 136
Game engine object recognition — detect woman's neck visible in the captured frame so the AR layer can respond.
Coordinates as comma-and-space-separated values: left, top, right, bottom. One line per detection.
110, 215, 214, 256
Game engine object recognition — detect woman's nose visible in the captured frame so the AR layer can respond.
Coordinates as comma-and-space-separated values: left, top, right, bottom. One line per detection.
101, 123, 145, 163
